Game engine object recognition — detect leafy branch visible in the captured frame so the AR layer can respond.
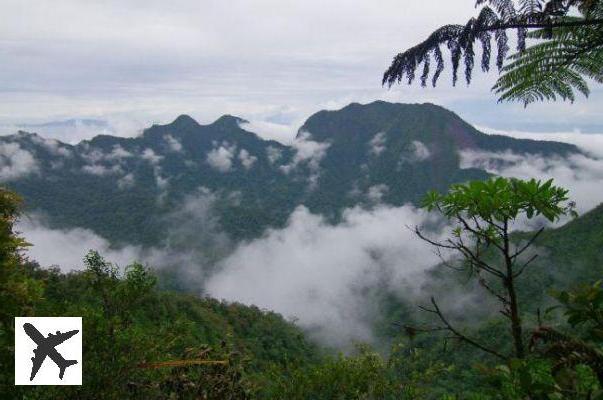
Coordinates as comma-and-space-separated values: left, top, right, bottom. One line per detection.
383, 0, 603, 105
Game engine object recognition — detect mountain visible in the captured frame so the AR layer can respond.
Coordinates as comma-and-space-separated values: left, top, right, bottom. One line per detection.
0, 118, 114, 144
0, 101, 582, 246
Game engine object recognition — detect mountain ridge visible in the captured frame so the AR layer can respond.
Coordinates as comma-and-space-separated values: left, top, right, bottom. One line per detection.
0, 101, 589, 247
8, 102, 581, 155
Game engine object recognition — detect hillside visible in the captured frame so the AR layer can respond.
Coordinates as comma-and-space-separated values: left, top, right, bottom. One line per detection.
518, 203, 603, 302
0, 102, 582, 248
3, 256, 321, 399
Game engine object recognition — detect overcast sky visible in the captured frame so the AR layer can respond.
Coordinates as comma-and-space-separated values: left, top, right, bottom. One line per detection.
1, 0, 602, 141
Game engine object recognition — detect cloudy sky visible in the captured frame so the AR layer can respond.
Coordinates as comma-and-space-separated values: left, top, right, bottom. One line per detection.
1, 0, 602, 142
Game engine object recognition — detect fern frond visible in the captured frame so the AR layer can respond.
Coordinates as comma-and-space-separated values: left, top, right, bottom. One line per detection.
494, 20, 603, 105
383, 0, 603, 105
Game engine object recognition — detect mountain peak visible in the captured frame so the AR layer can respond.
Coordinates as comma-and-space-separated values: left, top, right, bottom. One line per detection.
297, 101, 462, 141
212, 115, 248, 127
170, 114, 200, 128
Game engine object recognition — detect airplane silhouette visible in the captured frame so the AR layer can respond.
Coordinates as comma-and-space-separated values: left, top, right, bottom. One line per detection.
23, 322, 79, 381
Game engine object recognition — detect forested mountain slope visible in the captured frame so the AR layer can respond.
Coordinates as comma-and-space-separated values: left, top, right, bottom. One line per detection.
0, 102, 581, 246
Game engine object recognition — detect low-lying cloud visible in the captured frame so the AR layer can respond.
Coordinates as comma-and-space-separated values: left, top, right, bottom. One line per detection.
207, 141, 237, 172
0, 142, 39, 181
18, 214, 143, 272
460, 150, 603, 214
205, 204, 443, 347
280, 132, 330, 189
477, 127, 603, 158
17, 187, 233, 285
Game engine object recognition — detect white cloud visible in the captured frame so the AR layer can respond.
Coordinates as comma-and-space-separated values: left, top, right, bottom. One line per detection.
279, 131, 330, 185
79, 144, 131, 176
81, 147, 104, 163
0, 142, 39, 181
17, 215, 143, 272
411, 140, 430, 160
164, 134, 183, 152
460, 149, 603, 214
369, 132, 386, 156
266, 146, 283, 164
16, 189, 233, 286
0, 118, 145, 145
367, 184, 389, 203
82, 163, 123, 176
401, 140, 431, 164
206, 204, 442, 347
117, 172, 135, 189
28, 133, 72, 157
207, 141, 236, 172
105, 144, 133, 160
238, 149, 257, 170
239, 120, 298, 144
141, 148, 163, 164
154, 169, 169, 190
477, 127, 603, 158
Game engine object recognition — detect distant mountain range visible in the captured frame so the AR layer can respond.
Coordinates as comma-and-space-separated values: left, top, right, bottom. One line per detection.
0, 101, 583, 246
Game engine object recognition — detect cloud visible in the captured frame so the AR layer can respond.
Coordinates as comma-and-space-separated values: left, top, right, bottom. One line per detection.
400, 140, 430, 164
280, 132, 330, 188
266, 146, 283, 164
206, 204, 442, 347
81, 163, 123, 176
409, 140, 430, 161
239, 120, 298, 144
164, 134, 183, 152
154, 168, 169, 190
17, 188, 233, 288
162, 188, 232, 253
141, 148, 163, 164
81, 145, 130, 163
369, 132, 386, 156
207, 141, 236, 172
367, 184, 389, 203
117, 173, 135, 189
477, 127, 603, 158
78, 144, 131, 176
105, 144, 133, 160
17, 214, 144, 272
80, 147, 105, 163
238, 149, 257, 170
28, 133, 72, 157
0, 117, 146, 145
0, 142, 39, 181
460, 149, 603, 214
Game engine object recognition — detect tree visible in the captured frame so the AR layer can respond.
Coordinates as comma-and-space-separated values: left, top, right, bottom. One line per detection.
412, 177, 575, 360
0, 188, 43, 392
383, 0, 603, 105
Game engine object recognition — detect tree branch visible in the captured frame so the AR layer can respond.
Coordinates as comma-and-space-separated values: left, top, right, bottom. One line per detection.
512, 227, 545, 260
513, 254, 539, 278
424, 297, 507, 360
